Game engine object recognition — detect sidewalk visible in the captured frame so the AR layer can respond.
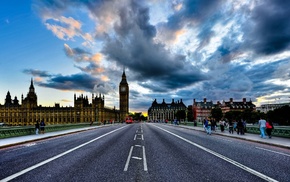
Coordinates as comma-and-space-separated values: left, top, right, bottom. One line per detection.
0, 124, 289, 149
177, 124, 290, 149
0, 126, 101, 149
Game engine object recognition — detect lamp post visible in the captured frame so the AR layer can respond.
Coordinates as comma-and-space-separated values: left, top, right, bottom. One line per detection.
95, 108, 98, 124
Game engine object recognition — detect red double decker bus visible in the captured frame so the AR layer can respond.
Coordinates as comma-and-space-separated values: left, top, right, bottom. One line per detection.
125, 116, 133, 124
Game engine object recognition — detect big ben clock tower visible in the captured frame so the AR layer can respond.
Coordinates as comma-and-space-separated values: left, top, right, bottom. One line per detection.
119, 70, 129, 121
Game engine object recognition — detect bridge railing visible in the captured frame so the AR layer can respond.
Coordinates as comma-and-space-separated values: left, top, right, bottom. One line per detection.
0, 122, 102, 139
181, 122, 290, 138
245, 126, 290, 138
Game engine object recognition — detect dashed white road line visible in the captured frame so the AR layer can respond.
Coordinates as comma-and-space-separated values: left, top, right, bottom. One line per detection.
132, 156, 142, 160
124, 146, 134, 171
143, 146, 148, 171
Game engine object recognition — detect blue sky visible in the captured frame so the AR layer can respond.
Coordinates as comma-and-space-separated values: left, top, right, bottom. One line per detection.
1, 0, 290, 114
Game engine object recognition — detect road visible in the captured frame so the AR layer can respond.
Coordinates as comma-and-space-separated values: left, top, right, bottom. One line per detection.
0, 123, 289, 182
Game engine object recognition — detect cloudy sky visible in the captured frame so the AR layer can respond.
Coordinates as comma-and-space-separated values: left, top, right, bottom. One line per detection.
1, 0, 290, 114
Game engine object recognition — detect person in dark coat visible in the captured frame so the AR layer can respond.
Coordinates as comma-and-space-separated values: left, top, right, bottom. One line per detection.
237, 120, 244, 135
35, 120, 40, 135
40, 120, 45, 134
266, 120, 274, 138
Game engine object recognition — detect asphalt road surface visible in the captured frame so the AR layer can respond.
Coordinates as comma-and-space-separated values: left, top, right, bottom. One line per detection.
0, 123, 289, 182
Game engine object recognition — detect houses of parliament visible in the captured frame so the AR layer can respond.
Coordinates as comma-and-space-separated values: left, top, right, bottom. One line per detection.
0, 71, 129, 126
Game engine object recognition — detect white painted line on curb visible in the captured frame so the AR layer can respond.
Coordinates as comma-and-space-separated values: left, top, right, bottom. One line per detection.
1, 126, 128, 182
153, 125, 278, 182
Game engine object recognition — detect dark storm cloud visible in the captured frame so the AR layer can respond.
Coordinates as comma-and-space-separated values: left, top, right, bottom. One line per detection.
23, 69, 52, 77
113, 1, 156, 39
245, 0, 290, 55
38, 73, 98, 92
140, 70, 207, 92
102, 1, 209, 91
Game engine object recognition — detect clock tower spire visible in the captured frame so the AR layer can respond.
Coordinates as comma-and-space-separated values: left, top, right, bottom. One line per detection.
119, 69, 129, 122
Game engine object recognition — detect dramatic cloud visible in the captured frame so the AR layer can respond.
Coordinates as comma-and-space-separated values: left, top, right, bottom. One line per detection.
38, 73, 98, 92
244, 0, 290, 55
29, 0, 290, 112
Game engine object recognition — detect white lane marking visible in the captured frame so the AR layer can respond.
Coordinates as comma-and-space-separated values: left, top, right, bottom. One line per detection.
1, 126, 128, 182
134, 134, 144, 140
135, 145, 142, 147
256, 147, 290, 157
153, 125, 278, 182
143, 146, 148, 171
221, 139, 232, 142
124, 146, 134, 171
132, 156, 142, 160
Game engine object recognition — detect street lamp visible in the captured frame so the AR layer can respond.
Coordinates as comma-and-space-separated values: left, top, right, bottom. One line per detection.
95, 108, 98, 123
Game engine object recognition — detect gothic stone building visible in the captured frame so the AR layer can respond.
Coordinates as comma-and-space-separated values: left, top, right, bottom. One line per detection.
0, 71, 129, 126
148, 99, 187, 121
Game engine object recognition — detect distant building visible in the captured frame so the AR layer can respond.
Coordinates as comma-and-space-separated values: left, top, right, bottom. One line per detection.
193, 98, 256, 122
192, 98, 214, 122
217, 98, 256, 113
147, 99, 186, 121
0, 72, 129, 126
256, 103, 290, 113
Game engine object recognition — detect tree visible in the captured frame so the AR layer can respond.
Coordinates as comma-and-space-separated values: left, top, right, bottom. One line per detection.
187, 105, 194, 121
242, 109, 255, 123
267, 105, 290, 125
175, 110, 186, 120
224, 111, 242, 121
211, 108, 223, 121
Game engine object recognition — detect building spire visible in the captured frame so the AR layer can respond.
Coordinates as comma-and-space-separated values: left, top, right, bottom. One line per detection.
29, 78, 35, 92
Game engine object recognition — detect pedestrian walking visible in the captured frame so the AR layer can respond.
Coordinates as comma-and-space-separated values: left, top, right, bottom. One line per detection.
243, 120, 247, 133
233, 120, 237, 132
205, 118, 212, 135
203, 119, 207, 132
35, 120, 40, 135
228, 120, 234, 134
219, 119, 225, 132
237, 120, 244, 135
40, 120, 45, 134
211, 119, 216, 132
258, 117, 266, 138
266, 120, 274, 138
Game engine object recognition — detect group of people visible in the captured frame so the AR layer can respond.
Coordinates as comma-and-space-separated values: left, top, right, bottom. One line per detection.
35, 120, 45, 134
203, 118, 246, 135
258, 117, 274, 138
203, 118, 217, 135
203, 117, 274, 139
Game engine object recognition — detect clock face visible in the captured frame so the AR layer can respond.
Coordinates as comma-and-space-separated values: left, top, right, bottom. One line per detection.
121, 86, 126, 92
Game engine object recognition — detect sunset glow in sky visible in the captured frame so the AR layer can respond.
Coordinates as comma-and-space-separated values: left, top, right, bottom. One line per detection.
1, 0, 290, 114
